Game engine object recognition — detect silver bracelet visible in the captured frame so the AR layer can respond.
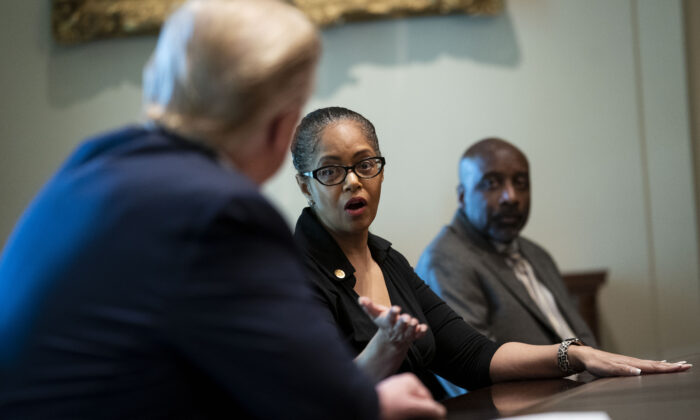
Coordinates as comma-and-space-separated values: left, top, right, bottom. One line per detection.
557, 338, 584, 375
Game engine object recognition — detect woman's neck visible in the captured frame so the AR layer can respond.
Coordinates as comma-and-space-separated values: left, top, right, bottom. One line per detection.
328, 228, 372, 269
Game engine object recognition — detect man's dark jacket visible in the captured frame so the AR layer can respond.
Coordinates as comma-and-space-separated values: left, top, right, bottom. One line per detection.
0, 126, 378, 419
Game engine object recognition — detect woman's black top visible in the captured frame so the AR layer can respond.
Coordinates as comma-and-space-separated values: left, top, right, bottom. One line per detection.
293, 208, 500, 399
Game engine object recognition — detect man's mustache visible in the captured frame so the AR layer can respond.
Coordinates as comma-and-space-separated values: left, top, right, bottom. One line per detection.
492, 211, 525, 222
493, 210, 522, 217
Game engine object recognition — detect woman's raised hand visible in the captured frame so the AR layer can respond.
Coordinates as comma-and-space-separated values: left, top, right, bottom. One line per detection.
354, 296, 430, 380
358, 296, 428, 347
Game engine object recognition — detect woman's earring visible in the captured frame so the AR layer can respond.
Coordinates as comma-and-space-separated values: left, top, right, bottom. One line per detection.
308, 199, 315, 207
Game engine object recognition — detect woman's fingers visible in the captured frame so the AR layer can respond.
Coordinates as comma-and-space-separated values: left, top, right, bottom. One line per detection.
374, 307, 400, 330
407, 323, 428, 342
641, 360, 692, 373
588, 358, 643, 377
359, 296, 429, 344
398, 317, 417, 340
622, 357, 692, 373
358, 296, 390, 318
603, 362, 639, 377
585, 350, 693, 377
389, 314, 430, 344
359, 297, 408, 333
393, 314, 410, 334
386, 306, 401, 325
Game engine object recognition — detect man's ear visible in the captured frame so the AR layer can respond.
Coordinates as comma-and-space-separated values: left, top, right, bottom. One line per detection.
268, 107, 302, 158
457, 184, 465, 208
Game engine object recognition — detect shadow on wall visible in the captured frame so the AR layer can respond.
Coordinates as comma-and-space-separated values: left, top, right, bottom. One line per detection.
42, 4, 155, 109
47, 38, 154, 108
315, 11, 520, 98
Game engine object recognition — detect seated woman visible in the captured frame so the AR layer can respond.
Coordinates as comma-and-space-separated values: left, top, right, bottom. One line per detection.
290, 106, 690, 399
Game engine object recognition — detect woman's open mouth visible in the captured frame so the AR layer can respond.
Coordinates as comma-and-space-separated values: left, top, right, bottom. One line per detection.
344, 197, 367, 216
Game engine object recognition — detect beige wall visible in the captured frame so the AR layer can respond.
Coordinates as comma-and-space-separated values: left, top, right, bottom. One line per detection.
633, 0, 699, 358
1, 0, 698, 358
687, 0, 700, 278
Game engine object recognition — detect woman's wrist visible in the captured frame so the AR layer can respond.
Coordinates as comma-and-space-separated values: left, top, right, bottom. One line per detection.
376, 330, 412, 355
355, 331, 412, 381
366, 331, 410, 362
566, 344, 587, 373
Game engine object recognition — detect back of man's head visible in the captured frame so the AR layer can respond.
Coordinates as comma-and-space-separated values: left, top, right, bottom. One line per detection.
143, 0, 320, 149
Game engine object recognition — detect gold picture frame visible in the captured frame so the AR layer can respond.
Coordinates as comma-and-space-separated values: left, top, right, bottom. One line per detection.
52, 0, 503, 44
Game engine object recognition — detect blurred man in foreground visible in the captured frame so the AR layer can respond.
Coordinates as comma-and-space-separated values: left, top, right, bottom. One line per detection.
0, 1, 444, 418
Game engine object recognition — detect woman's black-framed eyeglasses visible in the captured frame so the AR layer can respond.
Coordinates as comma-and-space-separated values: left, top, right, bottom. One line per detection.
302, 156, 386, 186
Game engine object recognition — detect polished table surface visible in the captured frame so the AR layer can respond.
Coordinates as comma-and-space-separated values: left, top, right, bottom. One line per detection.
444, 353, 699, 419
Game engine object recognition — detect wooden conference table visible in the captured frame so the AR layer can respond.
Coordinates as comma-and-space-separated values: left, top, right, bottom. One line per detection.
444, 353, 699, 419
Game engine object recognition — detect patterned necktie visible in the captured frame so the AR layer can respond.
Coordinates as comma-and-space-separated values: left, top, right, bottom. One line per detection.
505, 250, 576, 341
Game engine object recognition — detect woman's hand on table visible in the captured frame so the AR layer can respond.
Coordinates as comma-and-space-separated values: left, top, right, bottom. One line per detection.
570, 346, 693, 377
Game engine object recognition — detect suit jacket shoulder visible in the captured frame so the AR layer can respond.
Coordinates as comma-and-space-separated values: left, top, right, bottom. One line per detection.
417, 210, 596, 346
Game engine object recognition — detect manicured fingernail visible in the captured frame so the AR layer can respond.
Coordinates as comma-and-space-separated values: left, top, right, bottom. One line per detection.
630, 368, 641, 375
660, 360, 667, 362
675, 361, 687, 365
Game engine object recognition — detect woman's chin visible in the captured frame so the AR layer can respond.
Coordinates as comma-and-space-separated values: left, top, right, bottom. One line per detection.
349, 214, 376, 232
335, 216, 371, 235
320, 208, 376, 237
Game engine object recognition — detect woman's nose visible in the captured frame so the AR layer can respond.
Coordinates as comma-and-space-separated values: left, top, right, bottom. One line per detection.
343, 169, 362, 191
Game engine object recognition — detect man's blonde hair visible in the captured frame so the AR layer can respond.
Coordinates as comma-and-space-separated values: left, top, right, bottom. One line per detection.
143, 0, 320, 148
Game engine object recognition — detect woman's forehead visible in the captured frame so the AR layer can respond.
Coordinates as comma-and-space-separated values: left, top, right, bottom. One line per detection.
315, 121, 374, 160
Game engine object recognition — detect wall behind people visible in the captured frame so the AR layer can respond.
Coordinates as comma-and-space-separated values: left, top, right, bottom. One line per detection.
1, 0, 698, 359
687, 0, 700, 270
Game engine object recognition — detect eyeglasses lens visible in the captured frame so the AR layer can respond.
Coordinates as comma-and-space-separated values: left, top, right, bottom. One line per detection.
315, 158, 383, 185
317, 167, 344, 185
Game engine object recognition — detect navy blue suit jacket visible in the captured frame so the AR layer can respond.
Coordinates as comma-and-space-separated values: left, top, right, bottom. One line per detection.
0, 126, 378, 419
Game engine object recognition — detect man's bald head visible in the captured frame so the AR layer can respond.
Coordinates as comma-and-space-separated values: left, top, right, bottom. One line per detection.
458, 138, 531, 244
459, 137, 528, 178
